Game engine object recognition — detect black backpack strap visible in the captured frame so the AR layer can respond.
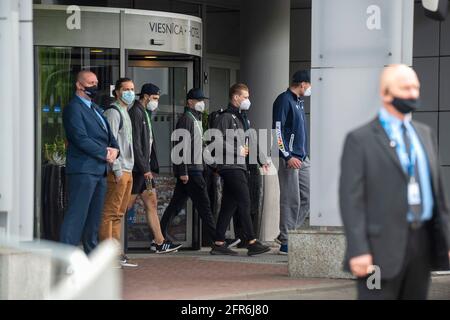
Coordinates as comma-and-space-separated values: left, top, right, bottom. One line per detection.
104, 104, 123, 131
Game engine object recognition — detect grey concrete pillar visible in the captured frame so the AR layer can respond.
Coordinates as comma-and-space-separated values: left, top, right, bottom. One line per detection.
289, 0, 414, 279
18, 0, 35, 240
240, 0, 290, 241
0, 0, 34, 240
240, 0, 291, 132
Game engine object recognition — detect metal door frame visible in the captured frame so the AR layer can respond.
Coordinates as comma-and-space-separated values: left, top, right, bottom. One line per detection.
125, 58, 195, 250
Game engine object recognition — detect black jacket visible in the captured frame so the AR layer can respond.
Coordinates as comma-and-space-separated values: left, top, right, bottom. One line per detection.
339, 118, 450, 279
211, 105, 267, 172
128, 101, 159, 174
173, 108, 205, 177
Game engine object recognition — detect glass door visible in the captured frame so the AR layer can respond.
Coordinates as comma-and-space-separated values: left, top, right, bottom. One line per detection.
125, 59, 194, 250
35, 46, 120, 240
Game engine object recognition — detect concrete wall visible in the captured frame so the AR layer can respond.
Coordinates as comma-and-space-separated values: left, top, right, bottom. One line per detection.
206, 9, 240, 57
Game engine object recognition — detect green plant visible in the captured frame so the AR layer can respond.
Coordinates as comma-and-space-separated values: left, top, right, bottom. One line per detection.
202, 110, 209, 129
44, 135, 66, 166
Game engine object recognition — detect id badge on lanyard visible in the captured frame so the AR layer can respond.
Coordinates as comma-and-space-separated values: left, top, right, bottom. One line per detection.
407, 151, 421, 206
408, 176, 421, 206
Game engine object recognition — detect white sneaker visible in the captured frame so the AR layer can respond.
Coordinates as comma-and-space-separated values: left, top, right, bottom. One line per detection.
119, 255, 138, 268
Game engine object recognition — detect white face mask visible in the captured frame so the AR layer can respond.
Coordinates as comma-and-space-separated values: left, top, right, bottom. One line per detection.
194, 101, 205, 112
146, 100, 158, 112
240, 98, 251, 111
304, 86, 311, 97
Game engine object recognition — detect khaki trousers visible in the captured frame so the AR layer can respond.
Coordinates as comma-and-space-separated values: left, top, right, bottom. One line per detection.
99, 172, 133, 242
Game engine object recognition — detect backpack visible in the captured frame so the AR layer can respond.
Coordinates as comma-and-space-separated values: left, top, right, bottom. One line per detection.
103, 104, 123, 131
208, 107, 226, 129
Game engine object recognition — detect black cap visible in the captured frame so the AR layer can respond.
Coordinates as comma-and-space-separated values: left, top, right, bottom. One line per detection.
137, 83, 161, 96
187, 88, 208, 100
292, 70, 311, 84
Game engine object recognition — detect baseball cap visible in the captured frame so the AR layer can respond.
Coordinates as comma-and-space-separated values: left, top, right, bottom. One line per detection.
187, 88, 209, 100
292, 70, 311, 84
137, 83, 161, 96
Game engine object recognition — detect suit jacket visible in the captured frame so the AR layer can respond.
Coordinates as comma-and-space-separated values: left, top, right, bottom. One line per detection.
339, 117, 450, 279
63, 95, 119, 176
128, 101, 159, 175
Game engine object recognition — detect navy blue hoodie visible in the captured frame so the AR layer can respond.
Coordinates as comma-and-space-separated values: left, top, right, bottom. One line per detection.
272, 89, 308, 161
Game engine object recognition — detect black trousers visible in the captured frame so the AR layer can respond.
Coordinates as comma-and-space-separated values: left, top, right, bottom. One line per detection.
357, 223, 432, 300
215, 169, 256, 242
160, 175, 216, 243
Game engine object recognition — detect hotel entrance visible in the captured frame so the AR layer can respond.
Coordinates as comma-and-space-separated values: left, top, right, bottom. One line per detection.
33, 5, 202, 250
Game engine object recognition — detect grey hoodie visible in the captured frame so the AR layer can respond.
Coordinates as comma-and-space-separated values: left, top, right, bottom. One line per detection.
103, 101, 135, 177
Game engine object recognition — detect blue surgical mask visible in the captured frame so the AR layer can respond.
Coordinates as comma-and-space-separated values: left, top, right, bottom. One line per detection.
121, 90, 135, 105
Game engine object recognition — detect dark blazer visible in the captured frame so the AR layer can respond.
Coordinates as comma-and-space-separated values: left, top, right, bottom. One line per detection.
339, 117, 450, 279
128, 101, 159, 174
63, 96, 119, 176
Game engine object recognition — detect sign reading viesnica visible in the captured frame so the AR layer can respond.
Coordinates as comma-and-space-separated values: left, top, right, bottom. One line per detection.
33, 5, 203, 57
124, 13, 202, 55
149, 21, 201, 39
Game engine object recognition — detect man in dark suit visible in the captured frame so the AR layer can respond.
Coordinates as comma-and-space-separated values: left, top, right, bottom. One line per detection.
61, 70, 120, 254
339, 64, 450, 300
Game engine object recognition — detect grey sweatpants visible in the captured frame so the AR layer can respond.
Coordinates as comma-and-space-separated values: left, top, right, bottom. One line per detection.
277, 157, 310, 245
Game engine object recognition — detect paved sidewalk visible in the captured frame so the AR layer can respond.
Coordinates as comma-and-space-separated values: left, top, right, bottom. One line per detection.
122, 248, 353, 300
122, 248, 450, 300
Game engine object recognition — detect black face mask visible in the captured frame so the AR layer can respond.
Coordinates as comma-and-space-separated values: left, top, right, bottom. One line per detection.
83, 85, 99, 99
391, 97, 420, 114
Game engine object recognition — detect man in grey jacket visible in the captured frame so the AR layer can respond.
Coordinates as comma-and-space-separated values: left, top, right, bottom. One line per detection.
160, 88, 217, 245
100, 77, 136, 267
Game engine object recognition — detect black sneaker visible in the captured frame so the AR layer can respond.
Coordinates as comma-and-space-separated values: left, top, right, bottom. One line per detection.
247, 240, 271, 256
274, 234, 283, 245
155, 240, 182, 254
210, 243, 238, 256
224, 238, 241, 248
237, 240, 248, 249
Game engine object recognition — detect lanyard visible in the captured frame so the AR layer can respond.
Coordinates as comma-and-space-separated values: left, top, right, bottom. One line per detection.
379, 117, 417, 178
186, 111, 203, 137
144, 109, 153, 140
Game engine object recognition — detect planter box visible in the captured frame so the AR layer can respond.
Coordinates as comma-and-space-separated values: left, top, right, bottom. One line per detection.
288, 228, 354, 279
0, 249, 52, 299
